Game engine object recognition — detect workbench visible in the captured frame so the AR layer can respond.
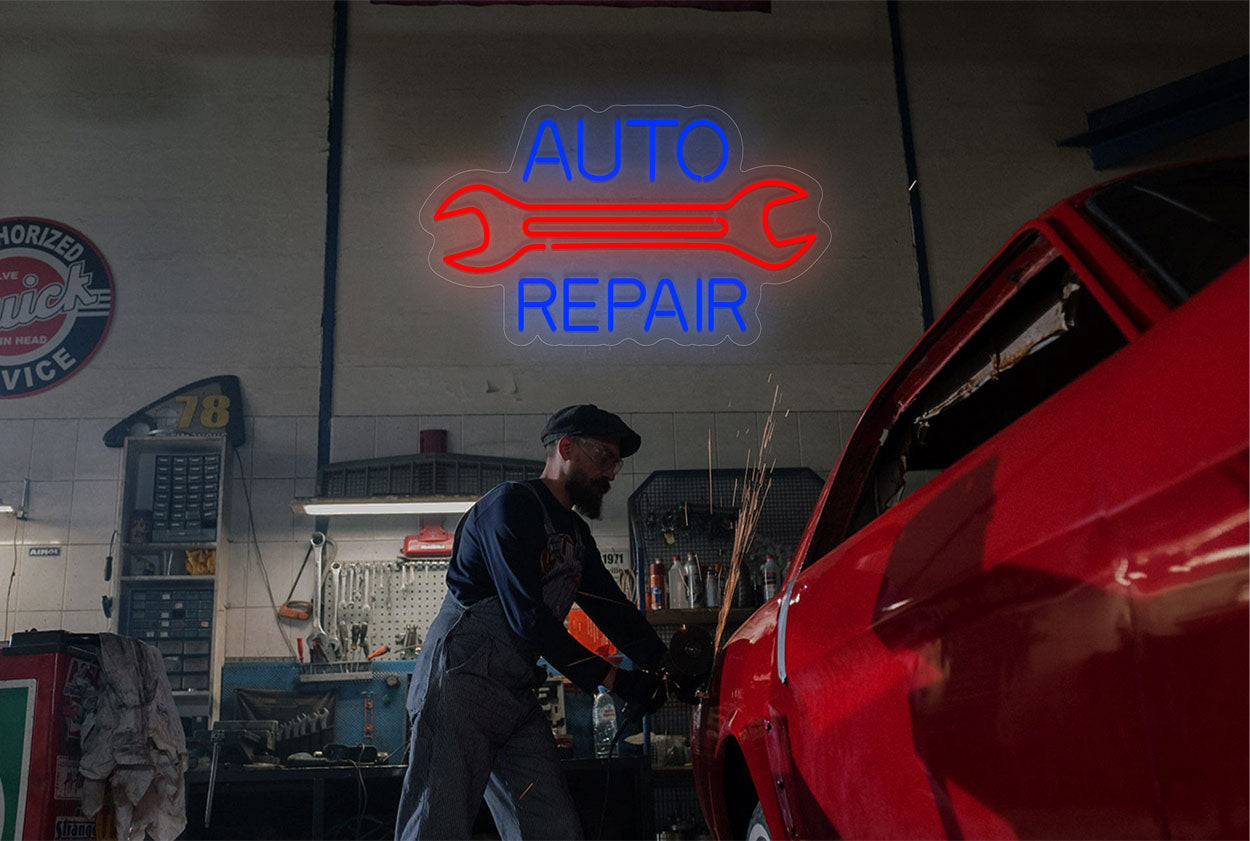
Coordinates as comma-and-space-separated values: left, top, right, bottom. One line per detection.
184, 756, 652, 840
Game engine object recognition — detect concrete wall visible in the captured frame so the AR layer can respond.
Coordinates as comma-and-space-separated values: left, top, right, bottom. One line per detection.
0, 0, 1244, 655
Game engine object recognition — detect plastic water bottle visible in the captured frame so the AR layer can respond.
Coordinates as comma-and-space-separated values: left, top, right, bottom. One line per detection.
667, 555, 688, 609
761, 553, 780, 601
684, 552, 703, 606
593, 685, 617, 758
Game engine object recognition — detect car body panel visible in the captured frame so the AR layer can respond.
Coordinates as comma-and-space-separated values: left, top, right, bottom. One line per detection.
693, 161, 1248, 840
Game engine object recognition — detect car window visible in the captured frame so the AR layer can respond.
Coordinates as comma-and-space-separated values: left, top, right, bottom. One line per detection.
1082, 156, 1248, 304
842, 253, 1128, 539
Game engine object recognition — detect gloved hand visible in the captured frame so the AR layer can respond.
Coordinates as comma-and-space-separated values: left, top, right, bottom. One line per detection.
662, 663, 703, 705
611, 668, 667, 719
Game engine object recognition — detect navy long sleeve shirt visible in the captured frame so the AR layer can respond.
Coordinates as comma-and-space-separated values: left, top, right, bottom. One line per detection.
446, 479, 665, 692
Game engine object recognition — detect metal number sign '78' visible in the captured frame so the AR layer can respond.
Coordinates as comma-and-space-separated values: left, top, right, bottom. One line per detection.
420, 105, 831, 348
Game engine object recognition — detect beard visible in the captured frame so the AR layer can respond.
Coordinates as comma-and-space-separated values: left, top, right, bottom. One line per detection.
567, 473, 611, 519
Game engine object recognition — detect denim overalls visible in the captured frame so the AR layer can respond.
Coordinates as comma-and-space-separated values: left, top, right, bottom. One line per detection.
395, 483, 588, 840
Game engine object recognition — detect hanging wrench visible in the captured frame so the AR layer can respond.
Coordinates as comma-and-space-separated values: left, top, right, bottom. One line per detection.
310, 532, 328, 636
362, 566, 372, 621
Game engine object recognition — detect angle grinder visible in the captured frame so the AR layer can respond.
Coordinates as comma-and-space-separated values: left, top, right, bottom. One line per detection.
619, 623, 714, 725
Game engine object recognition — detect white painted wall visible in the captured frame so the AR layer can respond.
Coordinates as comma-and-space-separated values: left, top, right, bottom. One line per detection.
0, 0, 1244, 656
0, 1, 330, 646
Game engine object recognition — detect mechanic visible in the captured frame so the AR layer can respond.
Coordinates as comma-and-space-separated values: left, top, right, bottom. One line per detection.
395, 404, 668, 841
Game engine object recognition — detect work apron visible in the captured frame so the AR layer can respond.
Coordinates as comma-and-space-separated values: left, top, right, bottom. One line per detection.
395, 484, 587, 841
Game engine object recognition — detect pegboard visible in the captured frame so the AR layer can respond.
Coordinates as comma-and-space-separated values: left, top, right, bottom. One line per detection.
317, 559, 449, 662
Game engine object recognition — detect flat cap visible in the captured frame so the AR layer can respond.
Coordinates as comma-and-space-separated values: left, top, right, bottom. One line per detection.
541, 404, 641, 458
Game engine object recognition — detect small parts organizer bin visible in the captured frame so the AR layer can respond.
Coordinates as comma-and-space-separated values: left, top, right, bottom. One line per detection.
119, 579, 214, 690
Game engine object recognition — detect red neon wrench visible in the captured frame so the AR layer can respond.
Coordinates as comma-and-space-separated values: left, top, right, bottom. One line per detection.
431, 179, 818, 273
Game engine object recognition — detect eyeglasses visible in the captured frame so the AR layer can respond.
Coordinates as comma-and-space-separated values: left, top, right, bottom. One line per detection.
574, 438, 625, 474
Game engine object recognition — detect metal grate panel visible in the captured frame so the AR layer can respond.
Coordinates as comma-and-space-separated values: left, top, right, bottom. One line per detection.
318, 453, 544, 498
628, 467, 824, 600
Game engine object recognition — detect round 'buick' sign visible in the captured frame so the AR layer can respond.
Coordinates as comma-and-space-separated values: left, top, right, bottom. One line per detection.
0, 218, 114, 398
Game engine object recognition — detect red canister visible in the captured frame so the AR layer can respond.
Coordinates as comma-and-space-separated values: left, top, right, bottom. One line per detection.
649, 560, 666, 610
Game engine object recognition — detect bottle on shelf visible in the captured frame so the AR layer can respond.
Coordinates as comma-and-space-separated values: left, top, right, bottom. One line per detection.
761, 553, 780, 601
749, 557, 765, 606
704, 563, 719, 608
648, 559, 666, 611
593, 685, 618, 758
684, 552, 703, 607
734, 560, 752, 607
667, 554, 688, 609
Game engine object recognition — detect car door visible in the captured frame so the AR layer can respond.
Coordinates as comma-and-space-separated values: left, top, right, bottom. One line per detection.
769, 229, 1178, 840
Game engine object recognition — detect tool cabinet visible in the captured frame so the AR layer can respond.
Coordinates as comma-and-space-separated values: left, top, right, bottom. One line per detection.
115, 435, 232, 731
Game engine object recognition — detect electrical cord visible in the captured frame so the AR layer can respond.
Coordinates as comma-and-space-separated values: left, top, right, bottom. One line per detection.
4, 515, 21, 640
596, 716, 635, 841
350, 758, 368, 838
232, 447, 298, 660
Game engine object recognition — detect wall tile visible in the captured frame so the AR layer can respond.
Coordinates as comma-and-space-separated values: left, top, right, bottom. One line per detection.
74, 420, 121, 481
322, 515, 375, 543
17, 481, 72, 546
224, 548, 248, 610
716, 412, 759, 472
16, 547, 67, 611
244, 606, 299, 658
626, 413, 675, 478
62, 610, 111, 634
329, 416, 375, 463
223, 606, 247, 657
798, 412, 842, 475
232, 418, 256, 479
673, 413, 716, 469
228, 478, 296, 544
759, 408, 802, 470
10, 611, 61, 634
0, 420, 34, 481
294, 476, 316, 500
29, 420, 79, 480
461, 415, 505, 456
245, 541, 299, 609
251, 417, 298, 479
64, 544, 110, 612
502, 414, 546, 461
328, 539, 396, 563
374, 416, 421, 458
295, 416, 319, 479
70, 480, 120, 544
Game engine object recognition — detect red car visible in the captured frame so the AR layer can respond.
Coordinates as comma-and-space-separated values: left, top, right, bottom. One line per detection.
692, 158, 1248, 840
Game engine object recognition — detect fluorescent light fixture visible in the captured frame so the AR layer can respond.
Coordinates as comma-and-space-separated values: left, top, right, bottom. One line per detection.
0, 479, 29, 518
291, 496, 478, 516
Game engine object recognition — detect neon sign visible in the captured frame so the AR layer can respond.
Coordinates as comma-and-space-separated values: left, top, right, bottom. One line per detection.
421, 105, 830, 347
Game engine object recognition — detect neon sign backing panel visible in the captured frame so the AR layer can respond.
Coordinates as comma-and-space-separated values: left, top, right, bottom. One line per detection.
420, 104, 831, 347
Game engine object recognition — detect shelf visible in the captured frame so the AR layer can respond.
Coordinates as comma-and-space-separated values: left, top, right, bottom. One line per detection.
644, 607, 754, 626
121, 575, 215, 583
124, 542, 218, 552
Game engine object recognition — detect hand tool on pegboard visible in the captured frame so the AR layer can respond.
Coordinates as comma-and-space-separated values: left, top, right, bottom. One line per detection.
278, 537, 317, 621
